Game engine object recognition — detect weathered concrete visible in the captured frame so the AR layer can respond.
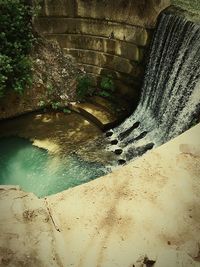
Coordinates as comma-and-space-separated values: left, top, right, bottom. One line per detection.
63, 49, 143, 77
36, 19, 150, 46
0, 123, 200, 266
47, 34, 144, 62
69, 101, 117, 130
0, 186, 67, 267
34, 0, 170, 100
37, 0, 170, 28
46, 123, 200, 267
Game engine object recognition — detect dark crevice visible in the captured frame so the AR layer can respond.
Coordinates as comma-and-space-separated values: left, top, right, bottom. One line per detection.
118, 121, 140, 140
114, 148, 123, 155
118, 159, 126, 165
111, 139, 118, 145
126, 142, 154, 161
105, 131, 113, 137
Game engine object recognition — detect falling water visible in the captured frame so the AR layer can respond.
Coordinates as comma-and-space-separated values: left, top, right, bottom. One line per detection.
108, 13, 200, 163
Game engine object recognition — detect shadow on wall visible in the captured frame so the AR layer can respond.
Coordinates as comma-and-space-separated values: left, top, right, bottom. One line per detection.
34, 0, 170, 105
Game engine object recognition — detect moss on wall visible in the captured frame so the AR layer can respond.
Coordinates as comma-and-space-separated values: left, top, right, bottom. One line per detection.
171, 0, 200, 14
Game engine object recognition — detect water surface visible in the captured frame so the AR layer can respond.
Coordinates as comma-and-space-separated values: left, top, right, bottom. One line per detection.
0, 136, 107, 198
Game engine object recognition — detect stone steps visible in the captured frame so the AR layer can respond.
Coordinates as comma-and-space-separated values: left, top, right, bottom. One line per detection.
69, 97, 118, 130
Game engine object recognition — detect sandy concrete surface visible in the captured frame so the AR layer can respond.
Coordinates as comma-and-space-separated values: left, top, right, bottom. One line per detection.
47, 123, 200, 267
0, 123, 200, 266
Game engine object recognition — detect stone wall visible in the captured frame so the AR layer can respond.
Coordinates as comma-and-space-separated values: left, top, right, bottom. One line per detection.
34, 0, 170, 103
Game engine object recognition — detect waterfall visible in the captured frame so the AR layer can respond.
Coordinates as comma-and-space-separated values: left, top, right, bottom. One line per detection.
107, 13, 200, 163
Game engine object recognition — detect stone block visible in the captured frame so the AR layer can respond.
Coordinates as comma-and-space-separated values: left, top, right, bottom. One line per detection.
35, 18, 150, 46
76, 63, 141, 86
63, 49, 143, 77
76, 0, 170, 28
36, 0, 170, 28
46, 34, 144, 62
37, 0, 76, 17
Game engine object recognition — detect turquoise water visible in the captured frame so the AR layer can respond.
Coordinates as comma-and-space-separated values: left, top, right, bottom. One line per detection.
0, 137, 107, 197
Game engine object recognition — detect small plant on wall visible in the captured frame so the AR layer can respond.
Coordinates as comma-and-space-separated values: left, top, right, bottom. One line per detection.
76, 74, 116, 100
99, 74, 115, 98
76, 74, 94, 101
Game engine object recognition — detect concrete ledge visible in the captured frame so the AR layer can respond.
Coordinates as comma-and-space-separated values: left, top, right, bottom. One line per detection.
69, 102, 117, 130
76, 0, 170, 28
76, 63, 142, 85
63, 49, 143, 77
35, 17, 150, 46
0, 124, 199, 266
45, 34, 144, 62
38, 0, 170, 28
46, 123, 200, 267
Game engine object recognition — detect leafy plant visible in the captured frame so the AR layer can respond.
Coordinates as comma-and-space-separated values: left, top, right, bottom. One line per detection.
63, 108, 71, 114
38, 100, 45, 108
46, 82, 54, 95
76, 74, 94, 100
51, 102, 71, 114
99, 74, 115, 98
0, 0, 35, 96
100, 74, 114, 91
51, 101, 62, 110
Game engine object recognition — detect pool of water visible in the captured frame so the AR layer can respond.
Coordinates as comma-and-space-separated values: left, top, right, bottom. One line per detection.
0, 136, 107, 198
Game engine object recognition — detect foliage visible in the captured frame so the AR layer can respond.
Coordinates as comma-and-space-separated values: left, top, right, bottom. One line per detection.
99, 75, 115, 98
0, 0, 35, 97
51, 101, 71, 114
37, 99, 71, 114
76, 74, 115, 100
51, 101, 62, 110
63, 108, 71, 114
46, 82, 54, 95
76, 74, 94, 100
172, 0, 200, 13
37, 100, 45, 108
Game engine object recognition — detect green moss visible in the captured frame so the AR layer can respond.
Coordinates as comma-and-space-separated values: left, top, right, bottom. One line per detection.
98, 75, 115, 99
76, 74, 94, 100
172, 0, 200, 13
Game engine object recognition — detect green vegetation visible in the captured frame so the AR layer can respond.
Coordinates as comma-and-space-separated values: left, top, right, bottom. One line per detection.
99, 74, 115, 98
76, 74, 94, 100
46, 82, 54, 95
51, 101, 71, 114
0, 0, 35, 97
63, 108, 71, 114
76, 74, 116, 100
38, 99, 71, 114
51, 101, 63, 110
38, 100, 45, 108
172, 0, 200, 13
